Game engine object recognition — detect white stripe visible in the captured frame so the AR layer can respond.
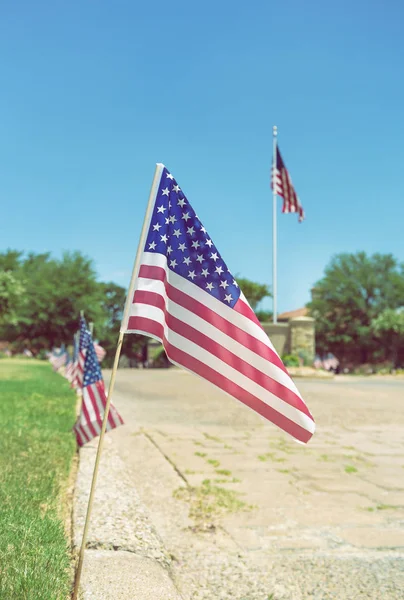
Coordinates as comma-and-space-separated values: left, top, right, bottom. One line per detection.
82, 388, 102, 436
130, 252, 278, 354
91, 383, 114, 431
132, 302, 314, 433
134, 276, 303, 399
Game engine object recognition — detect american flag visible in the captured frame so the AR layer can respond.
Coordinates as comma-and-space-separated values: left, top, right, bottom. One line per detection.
74, 317, 91, 390
64, 351, 74, 381
122, 165, 315, 443
94, 342, 106, 363
73, 333, 124, 446
272, 146, 305, 222
49, 345, 67, 372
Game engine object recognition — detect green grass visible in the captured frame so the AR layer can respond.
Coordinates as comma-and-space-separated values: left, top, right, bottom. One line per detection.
194, 451, 207, 458
207, 458, 220, 468
344, 465, 358, 474
215, 468, 232, 476
0, 360, 77, 600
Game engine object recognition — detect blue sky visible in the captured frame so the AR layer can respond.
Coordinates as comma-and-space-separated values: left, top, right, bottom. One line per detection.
1, 0, 403, 313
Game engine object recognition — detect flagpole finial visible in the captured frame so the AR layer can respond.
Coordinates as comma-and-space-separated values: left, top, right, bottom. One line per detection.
273, 125, 278, 137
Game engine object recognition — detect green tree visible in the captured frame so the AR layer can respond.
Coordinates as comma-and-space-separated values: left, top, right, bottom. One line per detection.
0, 272, 25, 325
308, 252, 404, 364
236, 278, 271, 311
371, 308, 404, 368
0, 250, 106, 349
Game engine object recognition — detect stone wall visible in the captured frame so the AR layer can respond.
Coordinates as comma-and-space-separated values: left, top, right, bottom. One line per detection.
261, 316, 315, 363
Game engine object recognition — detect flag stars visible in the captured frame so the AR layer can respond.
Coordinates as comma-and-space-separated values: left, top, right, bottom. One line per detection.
166, 173, 174, 180
206, 282, 214, 292
191, 240, 200, 249
167, 245, 173, 255
153, 222, 162, 231
165, 217, 170, 225
182, 211, 191, 221
173, 184, 181, 193
170, 259, 178, 268
187, 226, 195, 236
183, 256, 191, 266
188, 270, 196, 280
162, 187, 170, 196
178, 242, 186, 252
205, 239, 213, 248
201, 268, 209, 277
220, 280, 229, 289
196, 254, 204, 263
157, 205, 166, 213
148, 241, 157, 250
169, 215, 177, 224
215, 265, 224, 275
173, 228, 181, 238
201, 225, 207, 233
210, 252, 219, 262
224, 294, 233, 303
177, 198, 186, 208
160, 234, 168, 243
232, 279, 239, 287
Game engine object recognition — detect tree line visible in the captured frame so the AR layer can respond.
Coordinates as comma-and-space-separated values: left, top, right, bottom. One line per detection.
1, 248, 403, 368
0, 250, 271, 366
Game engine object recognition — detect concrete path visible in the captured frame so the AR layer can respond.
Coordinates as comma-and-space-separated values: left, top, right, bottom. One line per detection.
75, 371, 404, 599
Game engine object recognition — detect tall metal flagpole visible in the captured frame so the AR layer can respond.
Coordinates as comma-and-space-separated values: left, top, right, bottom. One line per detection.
272, 125, 278, 324
72, 163, 164, 600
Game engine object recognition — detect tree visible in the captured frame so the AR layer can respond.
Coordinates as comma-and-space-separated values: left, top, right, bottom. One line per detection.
0, 250, 106, 349
308, 252, 404, 364
371, 308, 404, 368
236, 278, 271, 311
0, 271, 25, 325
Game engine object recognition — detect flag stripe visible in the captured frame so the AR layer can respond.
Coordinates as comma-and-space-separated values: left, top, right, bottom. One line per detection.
133, 286, 312, 418
135, 263, 287, 375
136, 253, 278, 354
131, 315, 312, 443
130, 302, 314, 433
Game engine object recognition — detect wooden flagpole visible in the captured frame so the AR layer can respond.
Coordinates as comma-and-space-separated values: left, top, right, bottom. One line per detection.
72, 163, 164, 599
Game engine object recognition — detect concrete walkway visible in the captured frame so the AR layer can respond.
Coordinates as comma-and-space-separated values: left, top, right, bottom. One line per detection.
73, 371, 404, 599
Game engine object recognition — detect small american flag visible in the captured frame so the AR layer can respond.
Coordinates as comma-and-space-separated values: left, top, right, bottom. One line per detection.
74, 317, 91, 390
122, 165, 315, 443
272, 146, 305, 222
73, 330, 124, 446
64, 351, 74, 381
94, 342, 106, 363
49, 346, 67, 371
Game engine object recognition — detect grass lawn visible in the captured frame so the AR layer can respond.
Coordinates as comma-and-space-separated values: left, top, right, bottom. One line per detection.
0, 359, 77, 600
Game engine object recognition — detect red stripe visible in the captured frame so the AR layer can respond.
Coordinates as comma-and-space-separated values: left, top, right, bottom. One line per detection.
131, 316, 312, 443
86, 384, 104, 431
80, 391, 99, 440
135, 265, 287, 374
133, 289, 312, 419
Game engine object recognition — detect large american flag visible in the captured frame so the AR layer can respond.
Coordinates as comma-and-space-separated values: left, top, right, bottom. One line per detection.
122, 165, 315, 443
272, 146, 305, 222
73, 328, 124, 446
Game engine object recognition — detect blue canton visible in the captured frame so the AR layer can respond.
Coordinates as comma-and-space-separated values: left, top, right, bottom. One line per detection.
83, 339, 102, 387
144, 167, 240, 307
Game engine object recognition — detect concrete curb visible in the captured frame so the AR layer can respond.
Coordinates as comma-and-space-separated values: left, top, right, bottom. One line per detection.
73, 436, 183, 599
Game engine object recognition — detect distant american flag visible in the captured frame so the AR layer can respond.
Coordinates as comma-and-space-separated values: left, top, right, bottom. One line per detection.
64, 351, 74, 381
94, 342, 106, 363
272, 146, 305, 222
73, 333, 124, 446
50, 346, 67, 371
122, 165, 315, 443
74, 317, 91, 390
